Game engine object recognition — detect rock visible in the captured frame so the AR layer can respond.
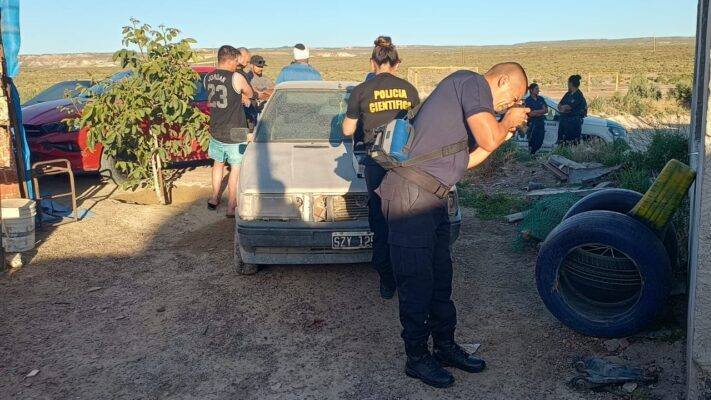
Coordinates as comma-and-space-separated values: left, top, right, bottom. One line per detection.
623, 382, 638, 393
6, 253, 22, 269
461, 343, 481, 354
271, 382, 281, 391
115, 315, 126, 320
86, 287, 103, 293
619, 338, 630, 349
26, 369, 39, 378
156, 306, 166, 313
604, 339, 621, 352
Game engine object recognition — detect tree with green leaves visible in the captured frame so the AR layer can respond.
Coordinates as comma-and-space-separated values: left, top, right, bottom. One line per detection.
71, 19, 209, 204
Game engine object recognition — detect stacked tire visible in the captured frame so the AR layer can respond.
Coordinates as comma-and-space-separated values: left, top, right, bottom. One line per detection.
536, 189, 675, 338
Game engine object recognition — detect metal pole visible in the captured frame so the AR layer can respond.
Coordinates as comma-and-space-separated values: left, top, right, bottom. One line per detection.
687, 1, 711, 398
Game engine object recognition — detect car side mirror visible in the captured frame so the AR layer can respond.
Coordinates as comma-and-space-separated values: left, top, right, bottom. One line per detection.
230, 127, 250, 142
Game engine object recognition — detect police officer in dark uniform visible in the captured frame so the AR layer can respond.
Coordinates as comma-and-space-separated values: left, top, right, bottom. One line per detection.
524, 82, 548, 154
342, 36, 420, 299
557, 74, 587, 145
376, 63, 529, 388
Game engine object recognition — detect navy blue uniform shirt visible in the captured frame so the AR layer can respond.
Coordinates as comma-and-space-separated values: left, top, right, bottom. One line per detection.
410, 70, 495, 186
559, 90, 587, 118
525, 95, 547, 121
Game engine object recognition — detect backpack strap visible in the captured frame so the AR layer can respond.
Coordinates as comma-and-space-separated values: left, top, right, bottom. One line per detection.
392, 166, 451, 199
400, 138, 469, 168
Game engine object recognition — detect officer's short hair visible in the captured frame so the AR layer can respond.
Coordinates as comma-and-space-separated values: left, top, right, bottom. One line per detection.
217, 45, 240, 64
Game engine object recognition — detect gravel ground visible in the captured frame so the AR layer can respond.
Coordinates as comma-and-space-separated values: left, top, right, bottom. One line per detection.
0, 170, 686, 399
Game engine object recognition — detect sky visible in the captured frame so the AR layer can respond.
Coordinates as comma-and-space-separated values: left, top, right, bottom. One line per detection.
20, 0, 698, 54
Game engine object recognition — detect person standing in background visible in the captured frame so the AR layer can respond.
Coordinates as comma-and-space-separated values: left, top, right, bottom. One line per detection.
275, 43, 322, 83
342, 36, 420, 300
557, 74, 587, 145
204, 45, 254, 217
524, 83, 548, 154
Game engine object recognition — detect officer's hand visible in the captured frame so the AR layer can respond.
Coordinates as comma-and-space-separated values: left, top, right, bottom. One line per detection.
502, 107, 530, 132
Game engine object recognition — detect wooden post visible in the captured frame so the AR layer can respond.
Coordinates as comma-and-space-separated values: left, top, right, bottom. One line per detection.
615, 72, 619, 92
414, 70, 419, 91
588, 73, 592, 94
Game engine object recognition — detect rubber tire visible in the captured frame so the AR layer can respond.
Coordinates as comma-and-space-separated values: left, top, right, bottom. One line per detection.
100, 153, 129, 185
536, 210, 671, 338
562, 188, 679, 269
235, 261, 259, 275
562, 247, 641, 304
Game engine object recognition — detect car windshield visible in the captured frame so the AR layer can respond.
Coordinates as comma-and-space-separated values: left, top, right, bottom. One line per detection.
23, 80, 92, 106
255, 89, 350, 142
81, 70, 134, 98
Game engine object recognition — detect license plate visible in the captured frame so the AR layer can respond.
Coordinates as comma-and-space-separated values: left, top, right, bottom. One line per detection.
332, 232, 373, 250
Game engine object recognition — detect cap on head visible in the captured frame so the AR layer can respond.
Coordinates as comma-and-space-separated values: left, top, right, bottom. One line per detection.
251, 55, 266, 67
294, 43, 310, 60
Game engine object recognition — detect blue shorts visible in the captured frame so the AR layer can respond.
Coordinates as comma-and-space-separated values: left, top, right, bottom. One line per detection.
208, 137, 247, 165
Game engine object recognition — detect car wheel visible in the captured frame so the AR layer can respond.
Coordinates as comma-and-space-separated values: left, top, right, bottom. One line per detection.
536, 210, 671, 338
100, 152, 130, 185
563, 188, 679, 269
235, 261, 259, 275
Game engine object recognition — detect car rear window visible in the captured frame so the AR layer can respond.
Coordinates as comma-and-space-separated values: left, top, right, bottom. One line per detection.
255, 89, 350, 142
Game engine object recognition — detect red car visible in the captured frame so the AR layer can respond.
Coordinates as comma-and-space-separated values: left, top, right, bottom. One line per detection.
23, 66, 215, 178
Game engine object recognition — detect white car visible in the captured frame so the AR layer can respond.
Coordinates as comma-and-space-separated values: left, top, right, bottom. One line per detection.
234, 81, 462, 274
513, 95, 629, 149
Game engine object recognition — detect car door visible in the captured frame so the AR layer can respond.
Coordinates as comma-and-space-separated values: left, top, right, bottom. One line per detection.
542, 98, 560, 148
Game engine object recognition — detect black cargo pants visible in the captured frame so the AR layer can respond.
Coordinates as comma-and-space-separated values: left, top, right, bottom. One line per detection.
364, 163, 393, 282
376, 171, 457, 353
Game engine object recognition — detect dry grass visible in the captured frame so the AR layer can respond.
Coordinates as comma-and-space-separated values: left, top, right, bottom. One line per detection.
15, 37, 695, 106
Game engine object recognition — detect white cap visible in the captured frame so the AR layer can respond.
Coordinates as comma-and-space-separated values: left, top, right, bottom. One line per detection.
293, 44, 309, 60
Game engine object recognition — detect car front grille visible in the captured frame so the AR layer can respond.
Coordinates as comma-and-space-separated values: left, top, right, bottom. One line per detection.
312, 194, 369, 222
331, 194, 369, 221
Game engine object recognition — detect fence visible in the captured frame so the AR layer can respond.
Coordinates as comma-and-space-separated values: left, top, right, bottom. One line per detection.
407, 67, 692, 99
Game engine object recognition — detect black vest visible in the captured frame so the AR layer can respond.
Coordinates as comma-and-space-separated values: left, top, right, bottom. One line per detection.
204, 69, 247, 143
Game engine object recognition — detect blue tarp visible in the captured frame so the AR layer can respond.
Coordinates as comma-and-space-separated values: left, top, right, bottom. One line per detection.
1, 0, 19, 78
39, 197, 95, 224
1, 1, 30, 199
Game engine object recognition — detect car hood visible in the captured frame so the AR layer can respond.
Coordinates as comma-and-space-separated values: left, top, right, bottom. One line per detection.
582, 115, 609, 127
21, 98, 84, 125
239, 142, 366, 194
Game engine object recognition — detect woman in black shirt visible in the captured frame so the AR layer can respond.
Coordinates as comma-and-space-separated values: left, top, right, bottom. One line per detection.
557, 74, 587, 145
342, 36, 420, 299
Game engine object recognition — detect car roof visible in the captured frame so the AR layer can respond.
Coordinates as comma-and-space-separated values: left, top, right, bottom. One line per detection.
274, 80, 359, 90
192, 66, 215, 74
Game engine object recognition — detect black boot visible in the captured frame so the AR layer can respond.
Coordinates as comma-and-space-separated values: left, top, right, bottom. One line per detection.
433, 338, 486, 373
405, 344, 455, 388
379, 273, 396, 299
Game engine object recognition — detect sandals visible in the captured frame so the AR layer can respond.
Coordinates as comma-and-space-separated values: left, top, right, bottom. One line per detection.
207, 200, 219, 210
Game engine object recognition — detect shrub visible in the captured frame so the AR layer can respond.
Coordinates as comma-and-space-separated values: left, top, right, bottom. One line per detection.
627, 76, 662, 100
642, 130, 689, 171
71, 20, 208, 204
668, 81, 692, 109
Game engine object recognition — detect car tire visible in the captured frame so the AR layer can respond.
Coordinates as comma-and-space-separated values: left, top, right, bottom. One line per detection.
536, 210, 671, 338
563, 188, 679, 269
235, 261, 259, 275
100, 152, 130, 185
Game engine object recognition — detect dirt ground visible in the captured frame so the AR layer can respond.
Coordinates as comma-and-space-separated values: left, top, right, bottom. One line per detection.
0, 167, 686, 400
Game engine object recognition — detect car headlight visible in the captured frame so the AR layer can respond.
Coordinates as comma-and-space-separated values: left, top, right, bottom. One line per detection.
609, 127, 628, 138
238, 194, 303, 221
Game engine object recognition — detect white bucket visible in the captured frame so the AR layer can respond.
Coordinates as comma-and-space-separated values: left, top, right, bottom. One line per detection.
1, 198, 36, 252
